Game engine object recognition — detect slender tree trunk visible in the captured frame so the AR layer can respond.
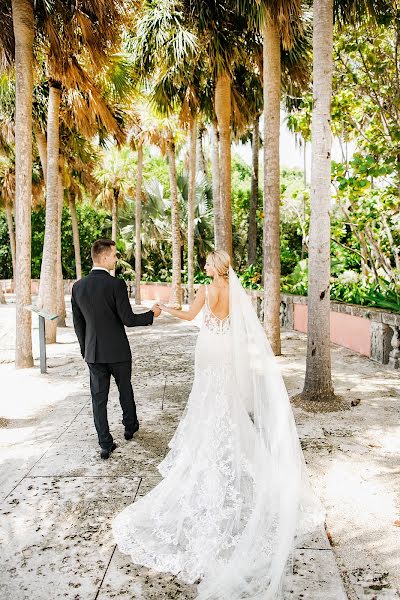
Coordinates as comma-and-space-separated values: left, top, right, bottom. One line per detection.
301, 0, 335, 402
110, 189, 118, 277
188, 116, 197, 304
56, 167, 66, 327
5, 204, 16, 276
263, 18, 282, 355
36, 136, 47, 307
210, 122, 222, 248
135, 143, 143, 304
68, 193, 82, 280
166, 139, 182, 308
196, 126, 207, 181
111, 190, 118, 243
12, 0, 34, 367
214, 71, 232, 258
34, 126, 47, 181
248, 116, 259, 266
0, 286, 5, 304
39, 82, 61, 343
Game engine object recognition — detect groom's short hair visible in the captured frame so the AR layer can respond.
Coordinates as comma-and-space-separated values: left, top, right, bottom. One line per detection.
91, 238, 116, 260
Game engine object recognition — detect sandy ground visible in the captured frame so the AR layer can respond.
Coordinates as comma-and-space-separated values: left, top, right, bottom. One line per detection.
0, 295, 399, 599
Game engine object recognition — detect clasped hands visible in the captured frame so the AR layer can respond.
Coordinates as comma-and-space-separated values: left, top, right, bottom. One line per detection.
151, 303, 168, 317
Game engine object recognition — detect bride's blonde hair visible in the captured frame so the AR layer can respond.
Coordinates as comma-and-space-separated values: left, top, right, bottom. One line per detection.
207, 250, 230, 279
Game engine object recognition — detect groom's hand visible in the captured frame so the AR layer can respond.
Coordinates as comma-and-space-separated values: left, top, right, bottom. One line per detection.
151, 304, 161, 317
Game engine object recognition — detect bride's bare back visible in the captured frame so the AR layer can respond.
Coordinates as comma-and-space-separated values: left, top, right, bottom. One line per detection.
206, 283, 229, 320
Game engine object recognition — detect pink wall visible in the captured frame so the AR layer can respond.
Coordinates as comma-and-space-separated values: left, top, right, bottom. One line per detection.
293, 303, 371, 357
139, 284, 175, 302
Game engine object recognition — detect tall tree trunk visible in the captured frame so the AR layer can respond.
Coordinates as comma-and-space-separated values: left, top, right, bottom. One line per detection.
263, 18, 282, 355
110, 189, 118, 277
5, 203, 16, 276
56, 167, 66, 327
188, 116, 197, 305
248, 116, 259, 266
210, 122, 222, 248
111, 190, 118, 243
135, 143, 143, 304
39, 82, 61, 343
0, 286, 5, 304
68, 193, 82, 280
196, 126, 207, 181
34, 126, 47, 181
214, 71, 232, 258
301, 0, 335, 402
12, 0, 34, 367
166, 138, 182, 308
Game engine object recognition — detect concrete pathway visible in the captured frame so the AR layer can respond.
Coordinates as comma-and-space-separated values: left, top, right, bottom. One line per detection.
0, 306, 358, 599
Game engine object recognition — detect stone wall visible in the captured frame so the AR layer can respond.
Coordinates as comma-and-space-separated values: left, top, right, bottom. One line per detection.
280, 293, 400, 370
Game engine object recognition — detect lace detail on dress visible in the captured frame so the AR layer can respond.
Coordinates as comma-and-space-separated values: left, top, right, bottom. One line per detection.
112, 363, 256, 585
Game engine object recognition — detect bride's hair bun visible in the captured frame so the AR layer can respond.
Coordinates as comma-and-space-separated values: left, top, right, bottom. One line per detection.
207, 250, 230, 279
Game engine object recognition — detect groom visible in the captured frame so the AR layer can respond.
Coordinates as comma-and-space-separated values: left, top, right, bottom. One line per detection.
71, 238, 161, 459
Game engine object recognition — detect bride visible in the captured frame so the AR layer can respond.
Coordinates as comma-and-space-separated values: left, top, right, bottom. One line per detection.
112, 250, 324, 599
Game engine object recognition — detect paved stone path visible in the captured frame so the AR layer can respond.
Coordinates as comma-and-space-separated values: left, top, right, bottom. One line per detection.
0, 312, 348, 599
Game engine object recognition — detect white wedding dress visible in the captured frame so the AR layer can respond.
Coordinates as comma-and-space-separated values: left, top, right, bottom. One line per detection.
112, 269, 324, 599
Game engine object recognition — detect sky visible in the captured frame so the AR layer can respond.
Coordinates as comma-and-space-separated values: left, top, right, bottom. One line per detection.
233, 110, 353, 185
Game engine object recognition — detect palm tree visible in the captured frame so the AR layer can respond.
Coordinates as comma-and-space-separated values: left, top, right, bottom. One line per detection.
230, 63, 263, 267
56, 167, 64, 326
248, 115, 260, 266
262, 14, 283, 355
62, 128, 102, 281
210, 122, 222, 247
137, 114, 184, 308
214, 71, 233, 256
166, 136, 183, 307
120, 177, 170, 271
295, 0, 394, 406
127, 120, 145, 305
186, 2, 254, 259
36, 1, 126, 342
39, 81, 61, 342
68, 189, 81, 279
134, 142, 143, 304
235, 0, 311, 355
10, 0, 34, 367
120, 171, 214, 285
125, 128, 144, 304
299, 0, 335, 402
95, 145, 136, 275
177, 171, 214, 270
187, 114, 197, 304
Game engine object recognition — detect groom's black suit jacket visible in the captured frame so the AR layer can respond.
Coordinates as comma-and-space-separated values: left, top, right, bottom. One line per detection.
71, 270, 154, 363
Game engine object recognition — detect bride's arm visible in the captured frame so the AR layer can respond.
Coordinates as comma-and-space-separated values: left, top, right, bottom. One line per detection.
159, 286, 205, 321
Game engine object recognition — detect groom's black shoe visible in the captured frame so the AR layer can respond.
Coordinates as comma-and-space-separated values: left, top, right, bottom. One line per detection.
100, 442, 117, 460
124, 421, 139, 440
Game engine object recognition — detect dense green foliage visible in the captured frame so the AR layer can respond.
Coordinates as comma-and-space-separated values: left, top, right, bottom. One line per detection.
1, 149, 398, 311
0, 205, 110, 280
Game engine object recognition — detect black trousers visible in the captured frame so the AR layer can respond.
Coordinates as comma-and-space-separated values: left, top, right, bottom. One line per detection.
87, 361, 138, 449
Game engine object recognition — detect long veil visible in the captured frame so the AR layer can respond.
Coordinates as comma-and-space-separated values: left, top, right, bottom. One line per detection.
196, 267, 325, 599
